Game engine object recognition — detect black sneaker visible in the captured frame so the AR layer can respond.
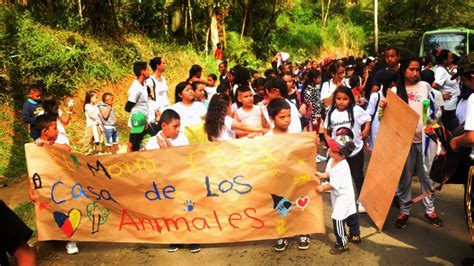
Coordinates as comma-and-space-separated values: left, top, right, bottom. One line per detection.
274, 238, 288, 252
297, 235, 310, 250
425, 211, 443, 227
168, 244, 182, 252
329, 244, 348, 255
348, 235, 361, 243
189, 244, 201, 253
396, 213, 409, 228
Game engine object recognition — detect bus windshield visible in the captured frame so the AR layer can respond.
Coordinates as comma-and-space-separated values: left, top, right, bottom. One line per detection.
423, 33, 467, 55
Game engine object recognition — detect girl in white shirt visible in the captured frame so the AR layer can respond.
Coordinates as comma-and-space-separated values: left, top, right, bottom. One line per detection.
205, 93, 265, 141
83, 90, 103, 154
172, 82, 207, 132
324, 86, 371, 208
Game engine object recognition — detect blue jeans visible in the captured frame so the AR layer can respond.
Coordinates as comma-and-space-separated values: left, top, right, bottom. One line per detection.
104, 126, 118, 146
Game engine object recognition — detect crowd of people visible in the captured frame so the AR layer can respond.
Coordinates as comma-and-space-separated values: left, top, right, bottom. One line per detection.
4, 46, 473, 262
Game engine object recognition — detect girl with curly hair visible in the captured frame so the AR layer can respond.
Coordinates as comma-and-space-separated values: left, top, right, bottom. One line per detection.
205, 93, 266, 141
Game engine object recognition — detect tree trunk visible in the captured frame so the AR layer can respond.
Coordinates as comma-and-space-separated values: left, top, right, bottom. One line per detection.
374, 0, 378, 53
240, 0, 250, 42
77, 0, 82, 18
323, 0, 331, 28
184, 2, 188, 36
261, 0, 279, 41
187, 0, 197, 44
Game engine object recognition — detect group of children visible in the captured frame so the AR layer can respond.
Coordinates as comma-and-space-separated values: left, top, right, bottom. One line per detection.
22, 47, 465, 256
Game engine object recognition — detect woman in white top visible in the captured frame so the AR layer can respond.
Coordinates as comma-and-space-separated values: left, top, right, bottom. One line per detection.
205, 93, 265, 141
432, 49, 460, 131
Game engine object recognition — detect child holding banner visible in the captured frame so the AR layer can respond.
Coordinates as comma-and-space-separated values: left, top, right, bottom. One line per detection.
33, 114, 79, 254
146, 109, 189, 150
315, 134, 361, 255
266, 98, 311, 251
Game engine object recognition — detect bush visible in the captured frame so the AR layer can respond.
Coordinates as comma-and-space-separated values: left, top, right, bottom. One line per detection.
225, 31, 263, 71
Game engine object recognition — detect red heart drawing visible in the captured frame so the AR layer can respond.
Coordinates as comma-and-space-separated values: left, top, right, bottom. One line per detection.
296, 196, 310, 209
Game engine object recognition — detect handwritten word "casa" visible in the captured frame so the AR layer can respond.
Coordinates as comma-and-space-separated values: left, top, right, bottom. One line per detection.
51, 181, 118, 204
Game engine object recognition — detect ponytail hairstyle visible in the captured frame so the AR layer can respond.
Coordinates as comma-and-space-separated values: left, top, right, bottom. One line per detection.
326, 86, 355, 134
41, 93, 59, 118
83, 90, 97, 112
432, 49, 450, 65
396, 55, 420, 103
205, 93, 230, 140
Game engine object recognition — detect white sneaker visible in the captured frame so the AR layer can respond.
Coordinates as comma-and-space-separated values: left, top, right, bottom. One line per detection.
357, 202, 367, 213
66, 241, 79, 255
316, 154, 327, 163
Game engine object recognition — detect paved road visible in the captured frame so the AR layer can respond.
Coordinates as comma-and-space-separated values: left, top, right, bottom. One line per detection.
34, 183, 472, 265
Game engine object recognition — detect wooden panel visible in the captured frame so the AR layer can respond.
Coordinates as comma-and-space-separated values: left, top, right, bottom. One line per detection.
359, 90, 419, 231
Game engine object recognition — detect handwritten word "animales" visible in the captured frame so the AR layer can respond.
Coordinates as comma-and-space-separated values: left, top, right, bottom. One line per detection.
119, 207, 264, 233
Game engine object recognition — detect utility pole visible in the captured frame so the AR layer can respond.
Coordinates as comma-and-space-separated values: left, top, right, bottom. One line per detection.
374, 0, 378, 53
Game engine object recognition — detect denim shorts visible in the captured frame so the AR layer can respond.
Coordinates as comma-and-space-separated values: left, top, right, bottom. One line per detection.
104, 126, 118, 146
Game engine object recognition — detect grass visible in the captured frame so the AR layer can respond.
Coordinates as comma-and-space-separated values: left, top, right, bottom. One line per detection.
13, 201, 37, 237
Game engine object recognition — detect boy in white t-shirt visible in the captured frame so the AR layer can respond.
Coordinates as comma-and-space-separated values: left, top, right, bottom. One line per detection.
267, 98, 311, 251
146, 109, 189, 150
315, 135, 361, 255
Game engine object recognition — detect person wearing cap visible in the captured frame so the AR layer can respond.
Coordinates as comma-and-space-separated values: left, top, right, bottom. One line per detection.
315, 134, 361, 255
449, 53, 474, 255
128, 112, 147, 151
125, 61, 150, 152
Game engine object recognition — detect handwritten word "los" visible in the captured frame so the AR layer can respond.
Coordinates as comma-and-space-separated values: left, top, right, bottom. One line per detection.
107, 159, 157, 178
51, 181, 118, 204
205, 175, 252, 197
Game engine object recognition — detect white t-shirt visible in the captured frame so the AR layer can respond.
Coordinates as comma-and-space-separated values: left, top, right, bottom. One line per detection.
85, 104, 100, 127
146, 130, 189, 150
464, 94, 474, 160
321, 79, 338, 100
236, 105, 263, 127
146, 75, 170, 111
324, 106, 371, 157
55, 109, 70, 146
326, 158, 357, 220
456, 98, 468, 125
205, 86, 218, 101
212, 116, 235, 141
172, 102, 207, 131
434, 65, 460, 110
405, 81, 430, 143
286, 99, 302, 133
366, 91, 384, 150
128, 79, 149, 127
